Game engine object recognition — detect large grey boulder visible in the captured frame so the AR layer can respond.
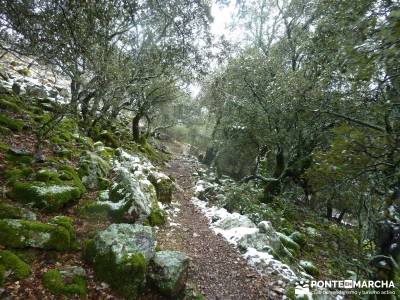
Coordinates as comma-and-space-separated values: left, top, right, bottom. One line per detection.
25, 84, 48, 98
148, 251, 190, 297
109, 167, 157, 223
238, 221, 283, 255
78, 151, 110, 190
238, 232, 282, 254
84, 224, 156, 299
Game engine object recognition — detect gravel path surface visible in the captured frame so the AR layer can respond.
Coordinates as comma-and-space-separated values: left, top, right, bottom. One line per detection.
157, 153, 279, 300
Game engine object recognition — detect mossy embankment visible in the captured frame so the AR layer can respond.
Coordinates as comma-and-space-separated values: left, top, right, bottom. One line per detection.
0, 89, 176, 298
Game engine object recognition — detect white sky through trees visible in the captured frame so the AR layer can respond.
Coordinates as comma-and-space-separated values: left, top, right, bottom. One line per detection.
189, 1, 237, 98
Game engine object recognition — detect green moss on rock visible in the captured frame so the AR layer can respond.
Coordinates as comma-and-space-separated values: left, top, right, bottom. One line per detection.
0, 200, 36, 220
35, 169, 61, 183
148, 208, 166, 227
148, 251, 189, 297
0, 125, 12, 135
5, 152, 33, 164
289, 231, 306, 247
299, 260, 319, 277
0, 142, 9, 152
0, 250, 31, 279
0, 219, 72, 250
79, 200, 111, 219
148, 173, 174, 204
277, 232, 301, 255
17, 67, 30, 76
58, 166, 86, 194
83, 224, 155, 298
0, 265, 4, 287
49, 216, 76, 242
4, 167, 34, 184
42, 268, 87, 297
0, 93, 22, 113
0, 114, 24, 131
10, 182, 82, 212
78, 151, 110, 191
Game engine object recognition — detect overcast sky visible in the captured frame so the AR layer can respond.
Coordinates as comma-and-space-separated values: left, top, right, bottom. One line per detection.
189, 1, 238, 97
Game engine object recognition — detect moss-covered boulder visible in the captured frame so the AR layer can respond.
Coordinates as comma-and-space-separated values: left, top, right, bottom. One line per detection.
58, 166, 86, 194
35, 169, 61, 183
0, 92, 23, 113
94, 142, 115, 161
148, 172, 174, 204
215, 214, 256, 230
148, 251, 189, 297
79, 190, 132, 222
238, 232, 282, 255
79, 151, 110, 190
4, 167, 33, 184
0, 114, 24, 132
299, 260, 319, 277
290, 231, 306, 247
0, 218, 73, 250
0, 250, 31, 280
6, 148, 33, 164
48, 216, 76, 243
277, 233, 301, 255
79, 200, 111, 219
83, 224, 156, 298
10, 182, 82, 212
42, 266, 87, 297
0, 200, 36, 220
148, 208, 166, 226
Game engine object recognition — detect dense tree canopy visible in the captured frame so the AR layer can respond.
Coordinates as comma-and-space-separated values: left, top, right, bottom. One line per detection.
1, 0, 400, 296
0, 0, 212, 141
197, 0, 400, 286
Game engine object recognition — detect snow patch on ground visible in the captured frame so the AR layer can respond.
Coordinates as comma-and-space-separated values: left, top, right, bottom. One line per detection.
191, 196, 299, 282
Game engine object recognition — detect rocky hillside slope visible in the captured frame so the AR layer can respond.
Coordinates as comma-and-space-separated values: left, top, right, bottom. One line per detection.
0, 57, 194, 299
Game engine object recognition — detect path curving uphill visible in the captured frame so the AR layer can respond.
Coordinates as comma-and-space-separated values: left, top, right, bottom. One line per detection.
156, 150, 279, 300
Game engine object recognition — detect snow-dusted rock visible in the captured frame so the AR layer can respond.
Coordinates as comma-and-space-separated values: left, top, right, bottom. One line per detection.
238, 228, 283, 253
82, 149, 171, 224
258, 221, 275, 234
25, 84, 48, 98
109, 167, 157, 223
244, 248, 298, 282
10, 182, 82, 212
214, 213, 256, 230
0, 218, 74, 251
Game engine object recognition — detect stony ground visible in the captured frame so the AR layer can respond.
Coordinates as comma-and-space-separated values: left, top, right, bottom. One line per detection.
0, 129, 280, 299
157, 146, 280, 300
